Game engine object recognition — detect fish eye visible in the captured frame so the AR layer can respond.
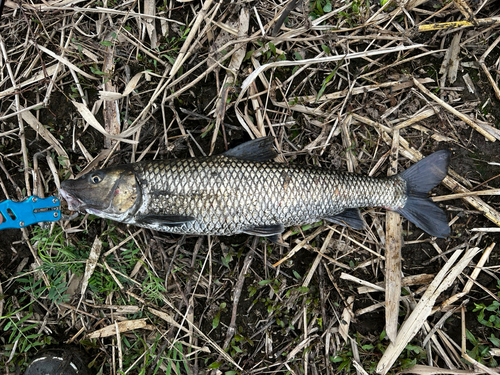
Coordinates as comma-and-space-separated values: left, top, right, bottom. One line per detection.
90, 172, 103, 184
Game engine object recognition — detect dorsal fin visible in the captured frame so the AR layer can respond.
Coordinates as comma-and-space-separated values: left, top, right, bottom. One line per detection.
223, 137, 277, 162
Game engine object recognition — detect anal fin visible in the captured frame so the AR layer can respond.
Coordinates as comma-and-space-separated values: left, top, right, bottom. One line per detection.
325, 208, 365, 230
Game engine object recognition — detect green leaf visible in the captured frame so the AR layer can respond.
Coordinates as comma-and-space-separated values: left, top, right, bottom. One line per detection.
315, 0, 324, 15
244, 50, 254, 61
269, 42, 276, 55
486, 301, 500, 311
89, 66, 105, 75
18, 312, 32, 325
57, 155, 69, 166
208, 362, 222, 369
293, 52, 303, 60
164, 55, 176, 64
21, 323, 39, 333
10, 330, 21, 343
248, 286, 257, 297
100, 40, 113, 47
489, 334, 500, 347
316, 57, 343, 102
25, 333, 42, 340
330, 355, 343, 363
201, 122, 214, 138
212, 312, 221, 329
316, 69, 336, 101
380, 330, 386, 341
338, 358, 351, 372
405, 344, 422, 354
466, 329, 478, 345
401, 357, 417, 370
480, 345, 491, 357
323, 1, 332, 12
258, 279, 272, 286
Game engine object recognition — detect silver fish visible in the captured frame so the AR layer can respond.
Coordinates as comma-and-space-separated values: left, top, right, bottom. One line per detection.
59, 137, 451, 239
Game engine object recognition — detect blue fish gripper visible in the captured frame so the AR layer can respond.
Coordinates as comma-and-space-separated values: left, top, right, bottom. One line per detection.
0, 196, 61, 230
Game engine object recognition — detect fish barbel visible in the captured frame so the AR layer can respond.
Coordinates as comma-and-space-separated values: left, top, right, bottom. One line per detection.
59, 137, 451, 239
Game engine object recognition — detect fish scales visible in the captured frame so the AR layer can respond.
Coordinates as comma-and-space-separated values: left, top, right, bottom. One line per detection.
59, 137, 451, 238
133, 156, 406, 236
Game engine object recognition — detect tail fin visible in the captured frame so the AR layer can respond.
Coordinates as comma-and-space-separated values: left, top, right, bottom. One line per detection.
395, 150, 451, 238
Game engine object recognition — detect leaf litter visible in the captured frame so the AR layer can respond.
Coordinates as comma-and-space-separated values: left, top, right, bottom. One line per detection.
0, 0, 499, 373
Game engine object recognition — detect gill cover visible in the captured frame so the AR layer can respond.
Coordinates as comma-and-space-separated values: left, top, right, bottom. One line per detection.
60, 166, 141, 218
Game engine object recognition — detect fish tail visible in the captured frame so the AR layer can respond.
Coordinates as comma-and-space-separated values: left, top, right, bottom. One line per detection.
394, 150, 451, 238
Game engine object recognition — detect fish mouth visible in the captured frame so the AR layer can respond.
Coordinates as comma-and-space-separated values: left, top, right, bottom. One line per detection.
58, 188, 113, 217
59, 188, 103, 215
59, 188, 84, 211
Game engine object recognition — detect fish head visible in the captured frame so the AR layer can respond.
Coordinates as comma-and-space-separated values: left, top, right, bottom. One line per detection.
59, 166, 142, 221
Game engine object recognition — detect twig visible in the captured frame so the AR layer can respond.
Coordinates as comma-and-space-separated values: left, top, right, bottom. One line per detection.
413, 77, 496, 142
222, 238, 256, 350
385, 128, 402, 344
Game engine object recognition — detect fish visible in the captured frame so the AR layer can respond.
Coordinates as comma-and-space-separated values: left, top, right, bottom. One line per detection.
59, 137, 451, 240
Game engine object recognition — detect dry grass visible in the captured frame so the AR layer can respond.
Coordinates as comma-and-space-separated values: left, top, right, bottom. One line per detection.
0, 0, 500, 374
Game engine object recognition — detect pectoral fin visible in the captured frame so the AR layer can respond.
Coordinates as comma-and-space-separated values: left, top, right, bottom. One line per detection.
136, 214, 195, 227
326, 209, 365, 230
242, 224, 285, 237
